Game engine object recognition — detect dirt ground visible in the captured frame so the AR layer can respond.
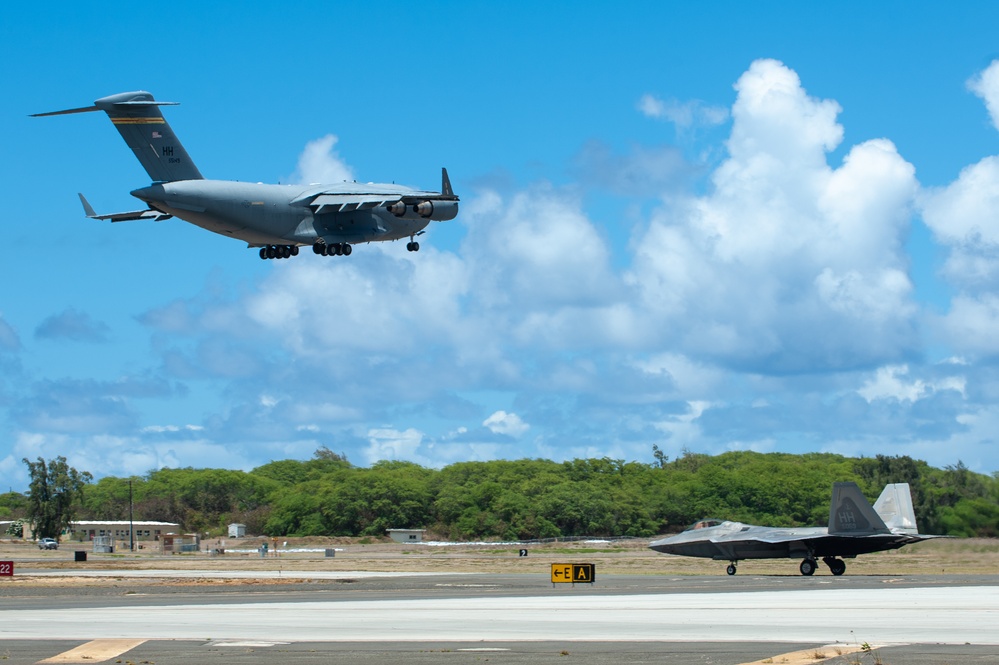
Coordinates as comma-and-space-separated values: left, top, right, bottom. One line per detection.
2, 536, 996, 586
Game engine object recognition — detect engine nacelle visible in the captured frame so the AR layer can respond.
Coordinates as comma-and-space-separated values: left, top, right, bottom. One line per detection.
414, 199, 459, 221
386, 201, 407, 217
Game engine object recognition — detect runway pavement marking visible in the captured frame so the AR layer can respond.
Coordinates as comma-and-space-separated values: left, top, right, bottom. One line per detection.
37, 638, 147, 663
458, 648, 511, 652
739, 643, 875, 665
209, 641, 291, 647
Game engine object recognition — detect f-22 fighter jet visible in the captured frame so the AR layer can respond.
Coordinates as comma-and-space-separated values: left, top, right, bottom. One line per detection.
649, 482, 946, 576
33, 92, 458, 259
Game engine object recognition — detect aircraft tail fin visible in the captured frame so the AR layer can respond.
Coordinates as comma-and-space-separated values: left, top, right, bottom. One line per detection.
33, 91, 203, 183
828, 481, 891, 536
873, 483, 919, 533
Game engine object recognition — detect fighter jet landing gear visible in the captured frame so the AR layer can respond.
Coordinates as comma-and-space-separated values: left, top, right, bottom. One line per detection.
406, 241, 420, 252
823, 557, 846, 576
313, 242, 352, 257
259, 245, 299, 260
799, 558, 818, 576
726, 563, 737, 576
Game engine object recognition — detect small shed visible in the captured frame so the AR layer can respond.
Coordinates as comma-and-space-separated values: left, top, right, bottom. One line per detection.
228, 523, 246, 538
386, 528, 425, 543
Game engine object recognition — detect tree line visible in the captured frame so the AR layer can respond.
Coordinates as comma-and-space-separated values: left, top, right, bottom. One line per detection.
4, 449, 997, 540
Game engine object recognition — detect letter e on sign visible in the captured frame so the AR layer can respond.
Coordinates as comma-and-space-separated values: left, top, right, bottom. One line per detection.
0, 561, 13, 577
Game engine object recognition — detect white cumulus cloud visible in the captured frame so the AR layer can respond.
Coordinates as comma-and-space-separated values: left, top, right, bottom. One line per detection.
627, 58, 918, 372
291, 134, 354, 185
968, 60, 999, 131
483, 411, 529, 437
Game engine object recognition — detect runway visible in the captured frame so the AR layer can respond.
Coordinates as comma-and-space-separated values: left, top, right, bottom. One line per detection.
2, 571, 999, 664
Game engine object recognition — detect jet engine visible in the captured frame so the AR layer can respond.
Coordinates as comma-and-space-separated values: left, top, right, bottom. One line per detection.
386, 201, 407, 217
413, 200, 459, 221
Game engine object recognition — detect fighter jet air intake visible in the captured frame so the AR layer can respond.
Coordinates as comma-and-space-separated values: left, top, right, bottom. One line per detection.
33, 91, 459, 259
649, 482, 946, 576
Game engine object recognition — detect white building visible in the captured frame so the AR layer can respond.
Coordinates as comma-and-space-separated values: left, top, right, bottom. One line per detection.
57, 520, 180, 542
386, 528, 425, 543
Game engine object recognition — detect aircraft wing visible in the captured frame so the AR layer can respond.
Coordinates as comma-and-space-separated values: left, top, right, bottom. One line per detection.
79, 193, 172, 222
747, 527, 942, 547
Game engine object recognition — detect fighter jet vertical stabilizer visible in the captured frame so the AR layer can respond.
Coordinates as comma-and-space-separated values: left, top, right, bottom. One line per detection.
827, 481, 891, 536
873, 482, 919, 534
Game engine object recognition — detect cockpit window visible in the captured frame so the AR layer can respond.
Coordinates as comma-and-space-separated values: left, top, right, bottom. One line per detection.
686, 519, 723, 531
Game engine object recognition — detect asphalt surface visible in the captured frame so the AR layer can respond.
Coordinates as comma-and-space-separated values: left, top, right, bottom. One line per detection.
2, 572, 998, 664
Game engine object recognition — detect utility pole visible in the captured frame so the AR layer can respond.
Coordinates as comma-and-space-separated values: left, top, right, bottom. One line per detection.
129, 479, 135, 552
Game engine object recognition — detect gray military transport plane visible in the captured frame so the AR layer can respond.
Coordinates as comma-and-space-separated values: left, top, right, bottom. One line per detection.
649, 482, 945, 576
33, 91, 459, 259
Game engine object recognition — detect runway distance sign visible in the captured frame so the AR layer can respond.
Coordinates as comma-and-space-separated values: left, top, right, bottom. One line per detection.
0, 561, 12, 576
550, 563, 595, 584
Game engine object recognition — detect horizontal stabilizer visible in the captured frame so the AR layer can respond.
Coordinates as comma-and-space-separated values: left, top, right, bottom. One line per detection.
78, 193, 171, 222
31, 100, 179, 118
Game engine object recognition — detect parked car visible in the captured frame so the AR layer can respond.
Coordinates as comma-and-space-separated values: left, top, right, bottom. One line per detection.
37, 538, 58, 550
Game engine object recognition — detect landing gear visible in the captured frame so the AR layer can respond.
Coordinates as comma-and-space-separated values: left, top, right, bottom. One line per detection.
823, 557, 846, 576
406, 241, 420, 252
259, 245, 298, 260
312, 242, 352, 257
726, 563, 737, 576
799, 558, 817, 576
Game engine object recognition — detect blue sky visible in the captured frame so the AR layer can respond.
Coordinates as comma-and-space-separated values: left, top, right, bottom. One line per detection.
3, 2, 999, 490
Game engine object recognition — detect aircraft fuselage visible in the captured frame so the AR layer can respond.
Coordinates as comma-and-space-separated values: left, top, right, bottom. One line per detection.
131, 179, 453, 248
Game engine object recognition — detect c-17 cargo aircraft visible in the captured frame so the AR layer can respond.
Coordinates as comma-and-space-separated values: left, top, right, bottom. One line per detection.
649, 482, 945, 576
33, 92, 458, 259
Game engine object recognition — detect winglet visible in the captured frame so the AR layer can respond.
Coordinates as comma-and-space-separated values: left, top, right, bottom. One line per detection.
442, 168, 455, 198
78, 193, 98, 218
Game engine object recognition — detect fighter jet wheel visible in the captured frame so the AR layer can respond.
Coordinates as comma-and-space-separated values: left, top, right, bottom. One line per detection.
406, 241, 420, 252
259, 248, 268, 260
829, 559, 846, 576
291, 245, 299, 256
726, 564, 737, 576
799, 559, 817, 576
313, 243, 324, 255
342, 243, 352, 256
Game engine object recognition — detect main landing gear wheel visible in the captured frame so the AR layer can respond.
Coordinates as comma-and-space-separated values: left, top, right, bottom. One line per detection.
314, 242, 352, 257
823, 557, 846, 576
726, 563, 737, 576
406, 241, 420, 252
799, 558, 817, 576
259, 245, 298, 260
